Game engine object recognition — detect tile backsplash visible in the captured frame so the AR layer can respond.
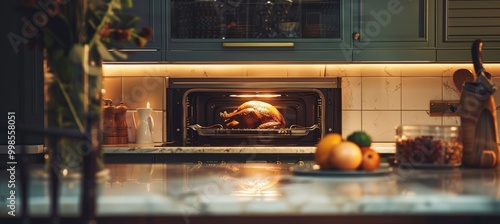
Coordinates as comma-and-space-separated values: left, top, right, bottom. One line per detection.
102, 63, 500, 143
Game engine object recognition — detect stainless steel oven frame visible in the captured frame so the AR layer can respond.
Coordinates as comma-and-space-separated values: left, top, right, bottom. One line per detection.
166, 77, 341, 146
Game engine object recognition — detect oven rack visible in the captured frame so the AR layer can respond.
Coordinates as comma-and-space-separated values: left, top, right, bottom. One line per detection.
187, 124, 319, 137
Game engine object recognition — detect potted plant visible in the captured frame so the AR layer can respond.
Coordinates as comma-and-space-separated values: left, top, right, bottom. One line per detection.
18, 0, 152, 174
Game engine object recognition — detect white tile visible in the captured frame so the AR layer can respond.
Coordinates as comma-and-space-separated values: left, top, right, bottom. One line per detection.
286, 64, 324, 77
245, 65, 288, 77
326, 64, 362, 77
362, 111, 401, 142
164, 111, 168, 143
342, 77, 362, 110
362, 77, 401, 110
492, 76, 500, 110
164, 64, 245, 77
342, 111, 361, 139
440, 64, 474, 77
484, 63, 500, 76
401, 64, 448, 77
360, 64, 402, 77
102, 77, 122, 106
165, 65, 208, 77
497, 115, 500, 141
402, 111, 442, 126
122, 77, 164, 110
152, 111, 163, 143
102, 64, 166, 77
126, 111, 137, 143
443, 75, 461, 100
491, 76, 500, 137
402, 77, 442, 110
196, 65, 246, 77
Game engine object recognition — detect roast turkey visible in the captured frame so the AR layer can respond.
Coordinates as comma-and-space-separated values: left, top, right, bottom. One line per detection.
220, 100, 286, 129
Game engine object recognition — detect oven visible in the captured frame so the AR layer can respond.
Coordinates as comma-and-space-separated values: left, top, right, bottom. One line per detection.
166, 77, 341, 147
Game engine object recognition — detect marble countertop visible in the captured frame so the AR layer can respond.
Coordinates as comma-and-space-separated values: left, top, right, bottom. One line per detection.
2, 163, 500, 219
103, 143, 396, 154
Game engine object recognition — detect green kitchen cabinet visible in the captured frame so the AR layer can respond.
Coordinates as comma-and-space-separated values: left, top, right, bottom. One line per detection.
166, 0, 353, 62
166, 0, 436, 62
95, 0, 500, 62
2, 0, 45, 146
437, 0, 500, 62
352, 0, 436, 62
106, 0, 164, 62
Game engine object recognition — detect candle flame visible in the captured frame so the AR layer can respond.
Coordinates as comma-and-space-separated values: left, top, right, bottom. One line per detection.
147, 102, 150, 108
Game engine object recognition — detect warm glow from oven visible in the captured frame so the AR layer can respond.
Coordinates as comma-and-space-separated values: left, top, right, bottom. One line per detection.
229, 94, 281, 98
231, 165, 282, 200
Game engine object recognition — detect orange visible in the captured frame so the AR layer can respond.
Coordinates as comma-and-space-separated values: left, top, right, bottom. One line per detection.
314, 133, 343, 170
359, 147, 381, 171
329, 141, 363, 171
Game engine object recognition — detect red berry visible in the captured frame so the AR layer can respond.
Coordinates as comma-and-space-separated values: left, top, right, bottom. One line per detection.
138, 27, 152, 39
122, 29, 131, 40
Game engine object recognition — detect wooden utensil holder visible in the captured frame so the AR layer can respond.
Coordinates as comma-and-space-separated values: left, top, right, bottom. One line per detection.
458, 88, 499, 168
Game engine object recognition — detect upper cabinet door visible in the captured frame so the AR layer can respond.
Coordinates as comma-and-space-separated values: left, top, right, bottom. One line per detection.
437, 0, 500, 62
352, 0, 436, 61
167, 0, 352, 62
109, 0, 163, 61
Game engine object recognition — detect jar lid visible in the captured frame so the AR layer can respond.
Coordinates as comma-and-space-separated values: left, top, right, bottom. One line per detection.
396, 125, 460, 138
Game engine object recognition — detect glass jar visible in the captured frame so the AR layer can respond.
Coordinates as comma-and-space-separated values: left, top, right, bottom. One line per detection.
395, 126, 463, 166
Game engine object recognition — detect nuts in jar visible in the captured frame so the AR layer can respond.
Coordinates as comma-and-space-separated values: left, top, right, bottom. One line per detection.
396, 126, 463, 166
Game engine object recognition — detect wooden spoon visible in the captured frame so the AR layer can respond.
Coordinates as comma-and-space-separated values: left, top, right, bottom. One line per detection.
453, 68, 475, 92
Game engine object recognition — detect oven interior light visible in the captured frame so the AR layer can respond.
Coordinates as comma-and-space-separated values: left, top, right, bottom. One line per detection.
229, 94, 282, 98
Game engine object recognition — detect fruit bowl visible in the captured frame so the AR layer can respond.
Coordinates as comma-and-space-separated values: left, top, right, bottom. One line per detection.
314, 132, 381, 172
292, 164, 391, 177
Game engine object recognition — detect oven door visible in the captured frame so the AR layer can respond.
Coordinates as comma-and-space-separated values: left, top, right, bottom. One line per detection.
166, 77, 341, 146
185, 89, 323, 146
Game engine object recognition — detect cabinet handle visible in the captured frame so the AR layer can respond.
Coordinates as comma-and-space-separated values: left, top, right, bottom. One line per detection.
222, 42, 294, 48
108, 49, 158, 52
353, 32, 360, 41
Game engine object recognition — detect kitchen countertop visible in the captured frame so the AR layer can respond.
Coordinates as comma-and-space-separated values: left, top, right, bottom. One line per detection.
102, 143, 396, 154
2, 163, 500, 223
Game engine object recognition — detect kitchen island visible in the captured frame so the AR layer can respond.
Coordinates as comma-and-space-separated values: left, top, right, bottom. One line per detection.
1, 163, 500, 224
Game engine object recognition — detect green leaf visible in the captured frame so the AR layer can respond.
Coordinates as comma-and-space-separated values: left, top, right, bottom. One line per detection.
95, 39, 116, 61
109, 0, 122, 10
93, 10, 106, 20
88, 19, 97, 29
110, 48, 128, 59
121, 0, 133, 8
43, 28, 66, 49
69, 44, 84, 63
54, 78, 85, 132
105, 10, 121, 22
42, 29, 55, 49
124, 15, 141, 29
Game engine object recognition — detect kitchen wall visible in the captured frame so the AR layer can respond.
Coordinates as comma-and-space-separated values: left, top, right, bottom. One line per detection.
101, 63, 500, 143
